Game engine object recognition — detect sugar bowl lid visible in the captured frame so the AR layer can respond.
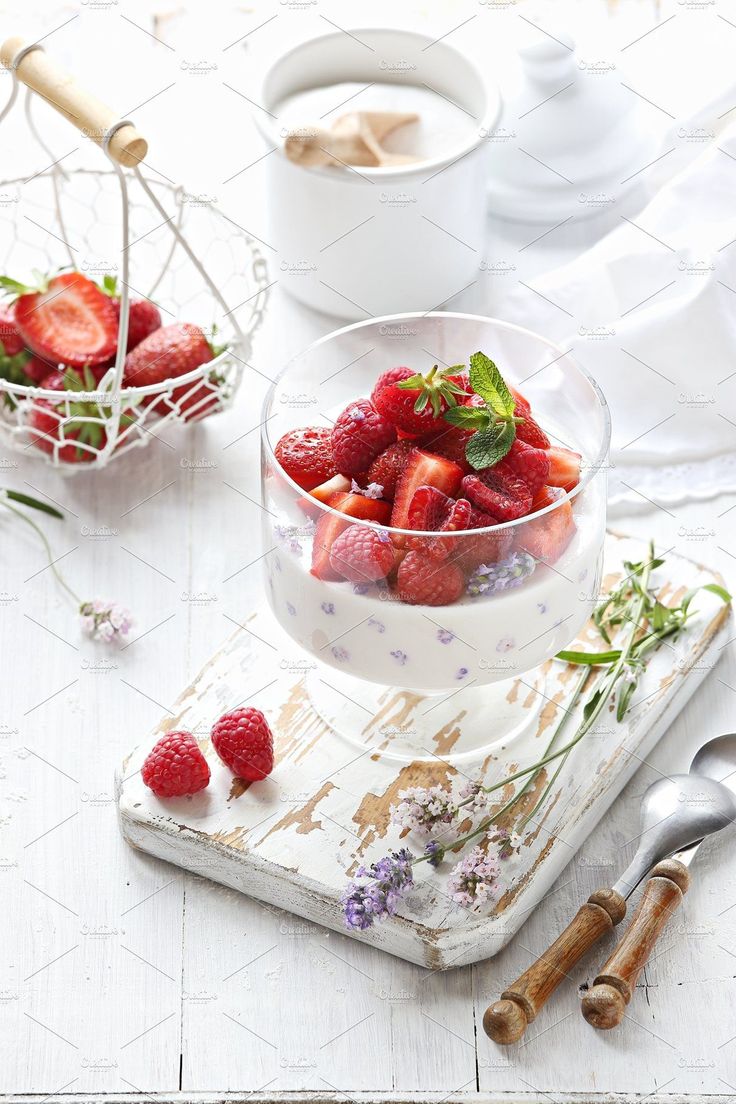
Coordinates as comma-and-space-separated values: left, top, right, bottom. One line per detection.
487, 28, 661, 222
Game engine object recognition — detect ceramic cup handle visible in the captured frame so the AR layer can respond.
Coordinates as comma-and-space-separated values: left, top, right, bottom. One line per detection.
0, 35, 147, 166
483, 888, 627, 1045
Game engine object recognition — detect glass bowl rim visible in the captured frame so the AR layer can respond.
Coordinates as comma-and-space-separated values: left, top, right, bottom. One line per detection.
261, 311, 611, 539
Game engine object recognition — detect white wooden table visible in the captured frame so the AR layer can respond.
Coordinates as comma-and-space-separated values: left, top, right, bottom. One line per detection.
2, 0, 736, 1100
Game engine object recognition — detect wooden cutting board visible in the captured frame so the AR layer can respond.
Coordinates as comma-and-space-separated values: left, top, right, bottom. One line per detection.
116, 532, 731, 968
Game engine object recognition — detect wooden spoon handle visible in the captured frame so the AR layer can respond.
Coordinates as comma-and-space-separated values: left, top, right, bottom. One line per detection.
581, 858, 690, 1030
483, 888, 626, 1045
0, 35, 147, 166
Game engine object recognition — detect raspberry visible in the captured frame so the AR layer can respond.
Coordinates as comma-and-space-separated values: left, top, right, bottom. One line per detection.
370, 365, 413, 401
406, 486, 472, 560
275, 426, 336, 490
461, 462, 533, 521
211, 707, 274, 782
331, 398, 396, 475
503, 438, 550, 495
329, 523, 395, 582
396, 551, 464, 606
366, 439, 416, 500
141, 731, 210, 798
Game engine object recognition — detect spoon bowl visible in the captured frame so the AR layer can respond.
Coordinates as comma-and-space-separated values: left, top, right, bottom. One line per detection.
690, 733, 736, 794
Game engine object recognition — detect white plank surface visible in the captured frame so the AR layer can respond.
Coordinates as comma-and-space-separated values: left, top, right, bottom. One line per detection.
1, 0, 736, 1099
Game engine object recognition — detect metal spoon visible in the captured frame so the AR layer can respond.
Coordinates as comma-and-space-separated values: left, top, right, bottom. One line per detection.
484, 769, 736, 1044
581, 740, 736, 1029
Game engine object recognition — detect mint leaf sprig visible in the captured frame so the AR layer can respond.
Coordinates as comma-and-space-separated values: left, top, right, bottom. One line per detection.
443, 351, 524, 470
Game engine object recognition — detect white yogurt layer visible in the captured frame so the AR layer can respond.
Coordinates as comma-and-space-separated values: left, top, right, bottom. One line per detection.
274, 82, 479, 165
264, 484, 605, 693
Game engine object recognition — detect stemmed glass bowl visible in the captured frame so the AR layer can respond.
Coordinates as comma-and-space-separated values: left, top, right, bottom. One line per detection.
260, 312, 610, 763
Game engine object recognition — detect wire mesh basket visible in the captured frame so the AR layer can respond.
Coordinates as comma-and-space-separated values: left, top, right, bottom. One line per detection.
0, 37, 269, 471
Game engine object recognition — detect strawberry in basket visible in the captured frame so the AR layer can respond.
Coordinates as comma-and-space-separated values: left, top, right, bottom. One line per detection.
0, 272, 118, 368
27, 366, 117, 464
123, 322, 226, 421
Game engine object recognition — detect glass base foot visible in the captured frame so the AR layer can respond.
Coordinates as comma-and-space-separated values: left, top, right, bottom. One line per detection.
306, 667, 543, 764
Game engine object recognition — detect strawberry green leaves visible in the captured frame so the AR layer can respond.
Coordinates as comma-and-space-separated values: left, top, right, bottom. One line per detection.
397, 364, 466, 418
444, 351, 519, 470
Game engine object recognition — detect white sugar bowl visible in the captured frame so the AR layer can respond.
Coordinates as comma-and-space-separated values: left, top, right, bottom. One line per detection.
254, 28, 501, 320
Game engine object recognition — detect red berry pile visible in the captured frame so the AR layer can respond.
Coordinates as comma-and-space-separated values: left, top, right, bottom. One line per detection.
273, 353, 583, 606
141, 707, 274, 799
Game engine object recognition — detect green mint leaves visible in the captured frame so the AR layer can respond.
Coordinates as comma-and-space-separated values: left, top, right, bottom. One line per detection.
469, 351, 516, 419
443, 351, 519, 470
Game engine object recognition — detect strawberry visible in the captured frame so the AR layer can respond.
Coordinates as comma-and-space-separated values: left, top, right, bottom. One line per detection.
2, 272, 118, 368
171, 370, 225, 422
406, 487, 472, 560
0, 303, 24, 356
311, 492, 391, 580
452, 505, 514, 573
366, 439, 416, 500
372, 364, 469, 435
27, 366, 109, 463
503, 438, 550, 495
123, 322, 213, 387
105, 281, 162, 351
546, 446, 582, 493
517, 485, 576, 564
391, 449, 464, 532
24, 355, 58, 384
395, 551, 464, 606
275, 426, 336, 491
508, 387, 550, 449
329, 523, 395, 582
331, 398, 396, 475
461, 463, 533, 522
308, 473, 352, 504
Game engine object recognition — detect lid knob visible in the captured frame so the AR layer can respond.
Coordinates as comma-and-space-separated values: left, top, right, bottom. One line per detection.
518, 31, 577, 86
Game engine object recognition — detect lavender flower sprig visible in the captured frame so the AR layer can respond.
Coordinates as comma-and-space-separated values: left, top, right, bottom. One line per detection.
341, 542, 731, 930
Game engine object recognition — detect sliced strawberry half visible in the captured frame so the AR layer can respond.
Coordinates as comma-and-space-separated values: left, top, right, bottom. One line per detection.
509, 385, 550, 448
406, 486, 472, 560
461, 462, 533, 522
503, 438, 550, 495
516, 485, 576, 564
311, 492, 391, 580
8, 273, 118, 368
546, 446, 582, 493
391, 449, 464, 533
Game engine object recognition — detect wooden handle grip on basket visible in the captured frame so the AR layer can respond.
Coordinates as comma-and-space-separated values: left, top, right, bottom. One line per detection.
0, 36, 147, 166
483, 888, 627, 1045
581, 859, 690, 1030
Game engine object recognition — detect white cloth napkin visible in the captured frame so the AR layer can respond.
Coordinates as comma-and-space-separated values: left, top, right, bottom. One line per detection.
496, 123, 736, 510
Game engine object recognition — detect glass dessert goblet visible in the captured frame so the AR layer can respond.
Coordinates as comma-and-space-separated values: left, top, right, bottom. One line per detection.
261, 312, 610, 763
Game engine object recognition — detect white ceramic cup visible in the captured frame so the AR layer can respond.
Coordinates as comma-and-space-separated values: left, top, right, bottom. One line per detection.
254, 28, 501, 320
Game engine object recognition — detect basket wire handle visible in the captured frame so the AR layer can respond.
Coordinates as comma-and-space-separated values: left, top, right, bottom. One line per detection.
0, 35, 147, 167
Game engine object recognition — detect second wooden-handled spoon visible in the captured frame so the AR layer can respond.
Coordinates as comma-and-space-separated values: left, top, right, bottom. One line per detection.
483, 762, 736, 1045
581, 733, 736, 1029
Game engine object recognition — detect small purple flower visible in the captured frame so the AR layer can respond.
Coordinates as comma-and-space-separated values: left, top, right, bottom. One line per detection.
351, 479, 384, 500
466, 552, 535, 598
321, 601, 335, 615
456, 667, 469, 680
436, 628, 455, 645
496, 637, 515, 653
79, 599, 132, 643
368, 617, 385, 633
352, 583, 371, 596
274, 556, 282, 573
286, 601, 296, 617
458, 778, 488, 814
493, 827, 520, 860
331, 645, 350, 662
390, 649, 408, 666
447, 845, 501, 909
341, 849, 414, 930
537, 602, 547, 614
391, 785, 458, 837
424, 840, 445, 868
